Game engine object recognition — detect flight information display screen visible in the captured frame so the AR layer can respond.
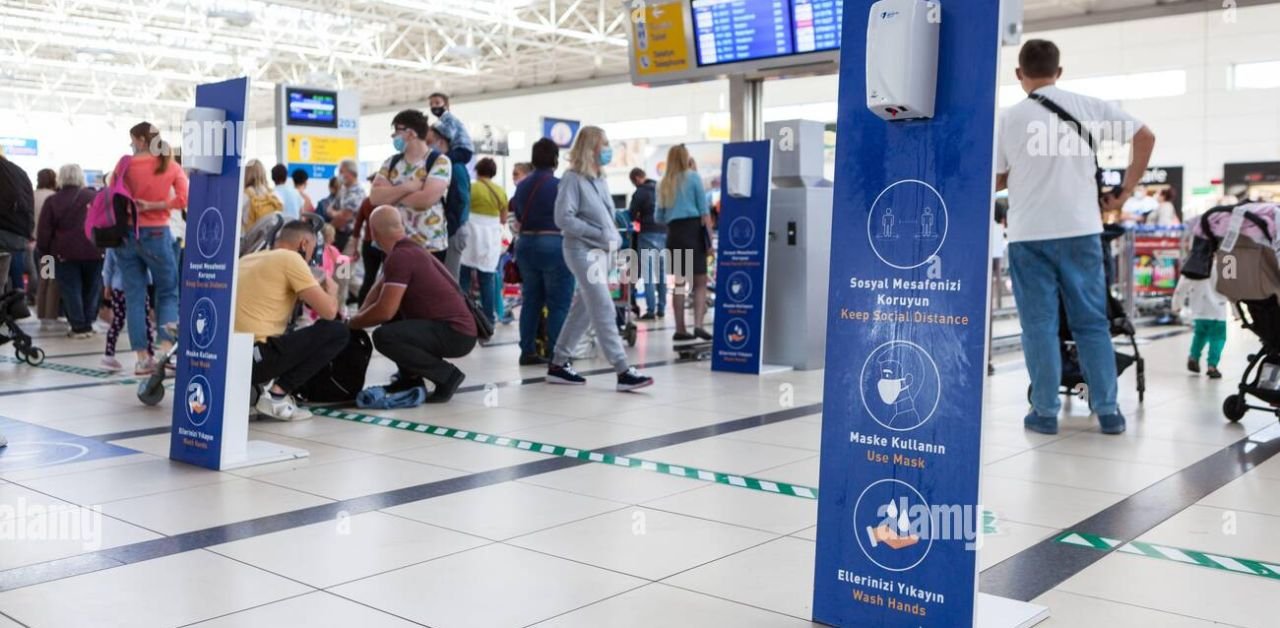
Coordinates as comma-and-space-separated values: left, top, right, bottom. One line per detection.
792, 0, 843, 53
691, 0, 794, 67
285, 88, 338, 128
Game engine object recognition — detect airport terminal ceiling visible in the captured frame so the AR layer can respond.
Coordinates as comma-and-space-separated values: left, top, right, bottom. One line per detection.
0, 0, 1275, 124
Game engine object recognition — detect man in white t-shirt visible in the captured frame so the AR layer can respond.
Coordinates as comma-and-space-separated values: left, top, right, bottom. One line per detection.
995, 39, 1156, 436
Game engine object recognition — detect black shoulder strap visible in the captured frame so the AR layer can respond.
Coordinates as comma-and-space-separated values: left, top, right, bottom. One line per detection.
1028, 92, 1098, 156
1028, 92, 1106, 198
388, 150, 443, 178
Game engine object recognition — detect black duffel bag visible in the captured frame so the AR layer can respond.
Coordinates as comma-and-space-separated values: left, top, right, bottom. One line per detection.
294, 328, 373, 405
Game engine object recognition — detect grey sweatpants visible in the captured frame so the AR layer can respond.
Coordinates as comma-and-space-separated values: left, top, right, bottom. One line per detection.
554, 245, 628, 372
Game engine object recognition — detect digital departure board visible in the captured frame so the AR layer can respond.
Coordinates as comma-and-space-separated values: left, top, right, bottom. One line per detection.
692, 0, 795, 67
285, 88, 338, 128
792, 0, 843, 53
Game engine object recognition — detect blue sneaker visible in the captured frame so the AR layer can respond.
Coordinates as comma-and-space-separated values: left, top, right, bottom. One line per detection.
1023, 412, 1059, 435
1098, 413, 1126, 435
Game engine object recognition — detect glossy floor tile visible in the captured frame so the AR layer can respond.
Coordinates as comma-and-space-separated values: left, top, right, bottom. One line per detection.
1, 319, 1277, 625
0, 550, 310, 628
330, 543, 645, 628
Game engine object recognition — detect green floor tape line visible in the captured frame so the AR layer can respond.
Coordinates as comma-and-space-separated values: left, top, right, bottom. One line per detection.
1055, 531, 1280, 581
0, 355, 118, 378
311, 406, 822, 500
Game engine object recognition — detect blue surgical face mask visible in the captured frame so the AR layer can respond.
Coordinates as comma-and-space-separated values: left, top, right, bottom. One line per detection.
392, 136, 407, 153
599, 146, 614, 167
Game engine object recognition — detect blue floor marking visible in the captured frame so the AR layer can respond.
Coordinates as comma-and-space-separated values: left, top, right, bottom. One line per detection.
0, 416, 139, 472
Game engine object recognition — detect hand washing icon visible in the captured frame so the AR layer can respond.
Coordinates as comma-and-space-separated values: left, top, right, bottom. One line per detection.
187, 381, 207, 416
867, 497, 921, 551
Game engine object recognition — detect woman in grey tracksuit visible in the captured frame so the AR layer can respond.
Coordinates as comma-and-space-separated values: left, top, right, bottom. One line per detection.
547, 126, 654, 392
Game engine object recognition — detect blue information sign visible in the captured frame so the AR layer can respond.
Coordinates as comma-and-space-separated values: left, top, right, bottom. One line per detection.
712, 140, 772, 374
170, 78, 250, 470
541, 117, 581, 149
813, 1, 1002, 626
289, 163, 338, 180
692, 0, 794, 66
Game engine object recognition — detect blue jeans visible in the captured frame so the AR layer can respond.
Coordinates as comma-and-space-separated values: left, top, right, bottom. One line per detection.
638, 232, 667, 316
516, 234, 574, 357
115, 227, 179, 351
460, 266, 496, 327
1009, 234, 1119, 418
4, 246, 25, 293
54, 260, 103, 333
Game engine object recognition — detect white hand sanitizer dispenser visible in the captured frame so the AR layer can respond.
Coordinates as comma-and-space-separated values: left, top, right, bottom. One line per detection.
866, 0, 941, 121
726, 156, 753, 199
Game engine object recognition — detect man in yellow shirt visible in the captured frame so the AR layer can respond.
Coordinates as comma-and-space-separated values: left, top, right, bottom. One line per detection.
235, 221, 347, 420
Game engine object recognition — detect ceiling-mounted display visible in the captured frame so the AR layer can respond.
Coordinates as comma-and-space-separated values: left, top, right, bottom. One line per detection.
692, 0, 794, 66
284, 88, 338, 128
629, 0, 843, 86
793, 0, 843, 53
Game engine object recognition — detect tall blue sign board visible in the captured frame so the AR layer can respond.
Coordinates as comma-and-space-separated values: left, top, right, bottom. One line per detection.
712, 140, 773, 374
170, 78, 249, 470
813, 1, 1003, 626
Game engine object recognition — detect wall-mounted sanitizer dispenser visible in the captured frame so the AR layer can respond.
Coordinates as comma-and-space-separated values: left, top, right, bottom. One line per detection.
866, 0, 941, 121
183, 106, 227, 175
727, 156, 753, 198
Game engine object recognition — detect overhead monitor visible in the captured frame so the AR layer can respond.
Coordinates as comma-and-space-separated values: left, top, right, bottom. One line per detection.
691, 0, 795, 67
792, 0, 843, 54
285, 88, 338, 128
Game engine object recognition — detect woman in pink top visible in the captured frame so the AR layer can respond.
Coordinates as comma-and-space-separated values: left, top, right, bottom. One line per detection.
118, 121, 188, 375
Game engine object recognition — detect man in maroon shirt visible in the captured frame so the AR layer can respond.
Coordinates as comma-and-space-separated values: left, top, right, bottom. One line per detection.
349, 206, 476, 402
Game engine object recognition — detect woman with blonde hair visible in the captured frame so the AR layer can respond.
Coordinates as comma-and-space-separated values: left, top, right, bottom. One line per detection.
657, 144, 711, 342
241, 159, 282, 228
546, 126, 653, 391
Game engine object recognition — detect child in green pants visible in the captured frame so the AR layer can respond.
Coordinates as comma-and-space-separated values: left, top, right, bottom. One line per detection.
1173, 269, 1229, 379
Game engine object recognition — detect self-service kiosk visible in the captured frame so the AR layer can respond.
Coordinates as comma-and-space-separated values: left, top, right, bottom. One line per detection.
763, 119, 832, 371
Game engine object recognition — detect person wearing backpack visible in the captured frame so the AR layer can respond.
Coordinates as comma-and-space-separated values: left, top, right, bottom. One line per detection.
0, 150, 34, 296
36, 164, 102, 338
241, 159, 283, 230
119, 122, 188, 376
995, 40, 1156, 436
430, 124, 470, 279
370, 109, 452, 259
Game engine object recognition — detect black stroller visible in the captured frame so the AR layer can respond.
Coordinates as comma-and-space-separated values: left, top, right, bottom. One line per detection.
1189, 203, 1280, 422
0, 253, 44, 366
1028, 226, 1146, 405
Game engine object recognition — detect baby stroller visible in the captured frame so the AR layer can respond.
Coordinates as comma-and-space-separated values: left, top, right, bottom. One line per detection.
240, 212, 327, 260
1028, 227, 1146, 405
137, 213, 327, 406
1189, 202, 1280, 422
0, 253, 44, 366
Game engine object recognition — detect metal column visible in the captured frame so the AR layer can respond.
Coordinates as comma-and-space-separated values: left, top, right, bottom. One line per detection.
729, 75, 764, 142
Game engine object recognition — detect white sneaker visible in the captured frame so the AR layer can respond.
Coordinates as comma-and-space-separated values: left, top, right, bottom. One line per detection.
100, 356, 123, 372
255, 392, 313, 421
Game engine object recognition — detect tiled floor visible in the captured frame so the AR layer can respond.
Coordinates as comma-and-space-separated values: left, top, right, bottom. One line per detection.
0, 317, 1277, 627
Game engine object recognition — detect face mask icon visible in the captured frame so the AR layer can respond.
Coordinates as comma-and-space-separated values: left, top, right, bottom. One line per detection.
877, 375, 910, 404
195, 314, 207, 336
